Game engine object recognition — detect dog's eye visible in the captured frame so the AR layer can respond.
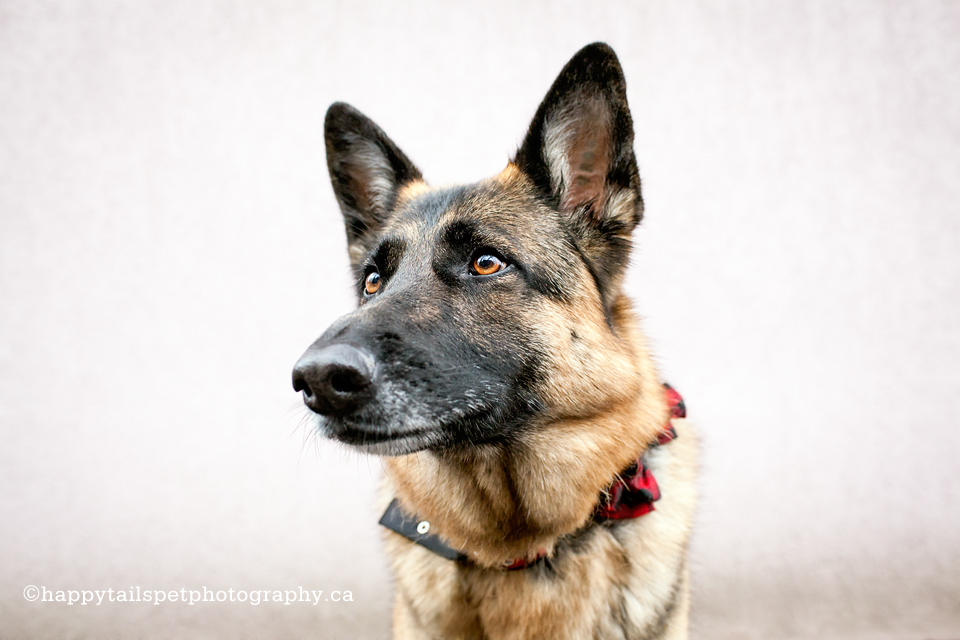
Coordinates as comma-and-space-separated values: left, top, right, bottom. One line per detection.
364, 271, 382, 295
471, 254, 504, 276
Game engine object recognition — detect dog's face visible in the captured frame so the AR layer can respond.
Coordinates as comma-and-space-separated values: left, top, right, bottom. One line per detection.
294, 44, 645, 455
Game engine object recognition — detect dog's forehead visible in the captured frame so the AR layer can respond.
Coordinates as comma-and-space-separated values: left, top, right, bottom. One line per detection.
385, 178, 560, 254
390, 184, 469, 233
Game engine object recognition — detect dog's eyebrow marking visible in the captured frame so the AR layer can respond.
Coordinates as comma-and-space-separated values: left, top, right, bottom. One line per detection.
438, 220, 513, 257
369, 237, 407, 276
439, 220, 502, 252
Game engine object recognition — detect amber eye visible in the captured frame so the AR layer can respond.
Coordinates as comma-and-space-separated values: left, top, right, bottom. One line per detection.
472, 254, 504, 276
364, 271, 381, 295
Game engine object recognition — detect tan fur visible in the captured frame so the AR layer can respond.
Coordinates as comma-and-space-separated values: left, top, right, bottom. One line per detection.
495, 162, 523, 185
380, 268, 699, 639
396, 179, 432, 205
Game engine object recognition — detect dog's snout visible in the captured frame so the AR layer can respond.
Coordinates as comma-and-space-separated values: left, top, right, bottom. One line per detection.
292, 344, 376, 416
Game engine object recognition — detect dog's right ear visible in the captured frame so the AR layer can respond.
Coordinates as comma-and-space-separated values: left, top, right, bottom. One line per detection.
325, 102, 423, 268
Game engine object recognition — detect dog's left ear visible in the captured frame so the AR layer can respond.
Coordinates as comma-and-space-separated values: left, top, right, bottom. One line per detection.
514, 43, 642, 305
325, 102, 423, 269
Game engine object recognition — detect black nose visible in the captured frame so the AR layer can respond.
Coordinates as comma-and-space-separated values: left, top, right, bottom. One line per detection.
292, 344, 376, 416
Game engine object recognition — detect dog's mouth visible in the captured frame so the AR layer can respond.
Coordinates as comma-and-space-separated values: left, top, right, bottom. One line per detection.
318, 417, 441, 456
314, 401, 508, 456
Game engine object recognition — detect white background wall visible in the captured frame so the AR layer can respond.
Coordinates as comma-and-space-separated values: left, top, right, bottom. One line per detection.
1, 2, 958, 639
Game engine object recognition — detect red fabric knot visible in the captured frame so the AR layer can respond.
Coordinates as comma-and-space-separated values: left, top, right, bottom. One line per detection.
594, 383, 685, 521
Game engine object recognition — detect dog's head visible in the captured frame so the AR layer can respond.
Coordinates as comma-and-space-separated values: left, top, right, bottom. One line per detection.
293, 43, 646, 455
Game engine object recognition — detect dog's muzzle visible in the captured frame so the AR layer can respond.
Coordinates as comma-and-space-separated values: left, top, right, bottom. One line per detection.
292, 343, 376, 416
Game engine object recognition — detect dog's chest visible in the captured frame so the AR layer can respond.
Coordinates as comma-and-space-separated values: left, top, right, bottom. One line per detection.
389, 522, 673, 640
384, 430, 698, 640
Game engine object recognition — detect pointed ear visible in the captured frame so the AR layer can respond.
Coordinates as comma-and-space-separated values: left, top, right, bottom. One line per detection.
513, 43, 642, 304
325, 102, 423, 267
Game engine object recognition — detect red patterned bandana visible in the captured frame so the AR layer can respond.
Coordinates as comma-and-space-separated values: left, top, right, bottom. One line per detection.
380, 383, 686, 570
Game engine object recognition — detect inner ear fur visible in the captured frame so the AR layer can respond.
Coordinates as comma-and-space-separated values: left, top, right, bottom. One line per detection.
324, 102, 422, 268
513, 43, 643, 307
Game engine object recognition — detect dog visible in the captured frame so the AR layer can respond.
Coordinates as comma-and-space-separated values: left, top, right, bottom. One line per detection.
293, 42, 698, 640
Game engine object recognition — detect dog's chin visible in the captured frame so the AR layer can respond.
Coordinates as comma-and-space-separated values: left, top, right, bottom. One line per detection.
316, 417, 441, 456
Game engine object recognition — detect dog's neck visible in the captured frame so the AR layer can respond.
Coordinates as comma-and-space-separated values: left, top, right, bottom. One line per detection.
382, 298, 668, 569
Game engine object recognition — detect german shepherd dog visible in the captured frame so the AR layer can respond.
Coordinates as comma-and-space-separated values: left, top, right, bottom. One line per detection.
293, 43, 698, 640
